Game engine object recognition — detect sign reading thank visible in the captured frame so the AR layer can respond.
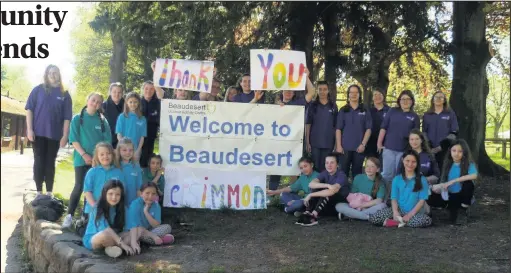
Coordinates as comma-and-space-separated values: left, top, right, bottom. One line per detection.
159, 99, 304, 175
250, 49, 307, 91
153, 58, 214, 93
163, 166, 267, 210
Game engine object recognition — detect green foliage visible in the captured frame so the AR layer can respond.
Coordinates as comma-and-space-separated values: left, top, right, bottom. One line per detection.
70, 5, 112, 114
0, 64, 32, 102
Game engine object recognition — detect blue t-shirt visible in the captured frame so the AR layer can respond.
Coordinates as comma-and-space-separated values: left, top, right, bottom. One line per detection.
115, 112, 147, 150
391, 175, 429, 214
447, 163, 477, 193
82, 206, 118, 250
121, 161, 143, 206
126, 197, 161, 230
25, 84, 73, 141
83, 166, 125, 214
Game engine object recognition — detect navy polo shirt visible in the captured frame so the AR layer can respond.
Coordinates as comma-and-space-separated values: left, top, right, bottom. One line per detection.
336, 105, 373, 151
141, 95, 161, 139
381, 108, 420, 152
316, 169, 350, 197
306, 102, 338, 149
397, 151, 440, 178
422, 110, 459, 148
370, 104, 390, 139
233, 91, 265, 104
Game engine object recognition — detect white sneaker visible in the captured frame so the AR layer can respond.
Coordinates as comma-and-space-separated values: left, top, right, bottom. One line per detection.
105, 246, 122, 258
337, 212, 343, 221
61, 214, 73, 229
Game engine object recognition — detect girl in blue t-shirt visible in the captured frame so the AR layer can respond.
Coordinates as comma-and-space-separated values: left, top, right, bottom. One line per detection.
115, 92, 147, 162
83, 142, 125, 216
431, 139, 477, 224
82, 179, 134, 258
116, 138, 143, 206
126, 182, 174, 255
142, 154, 165, 206
369, 150, 432, 228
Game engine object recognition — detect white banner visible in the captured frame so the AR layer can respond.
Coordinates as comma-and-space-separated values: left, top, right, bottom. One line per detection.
163, 166, 267, 209
250, 49, 307, 91
159, 99, 304, 175
153, 58, 214, 93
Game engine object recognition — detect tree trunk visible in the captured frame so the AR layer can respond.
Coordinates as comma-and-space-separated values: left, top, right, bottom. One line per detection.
289, 2, 316, 80
450, 2, 509, 176
321, 2, 339, 102
109, 32, 127, 86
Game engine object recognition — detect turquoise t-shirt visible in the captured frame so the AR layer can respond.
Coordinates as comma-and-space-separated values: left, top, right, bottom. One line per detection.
115, 112, 147, 150
83, 166, 125, 214
121, 161, 143, 206
391, 175, 429, 214
351, 174, 386, 199
69, 112, 112, 167
289, 171, 319, 194
142, 168, 165, 194
126, 197, 161, 230
83, 206, 118, 250
447, 163, 477, 193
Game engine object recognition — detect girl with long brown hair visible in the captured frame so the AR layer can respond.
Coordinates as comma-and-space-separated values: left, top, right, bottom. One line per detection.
115, 92, 147, 162
335, 157, 387, 221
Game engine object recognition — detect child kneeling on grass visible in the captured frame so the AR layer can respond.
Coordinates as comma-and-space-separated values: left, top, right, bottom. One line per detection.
126, 182, 174, 255
82, 180, 134, 258
266, 156, 319, 216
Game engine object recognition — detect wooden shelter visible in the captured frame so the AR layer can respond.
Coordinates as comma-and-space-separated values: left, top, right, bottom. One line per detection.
1, 95, 27, 152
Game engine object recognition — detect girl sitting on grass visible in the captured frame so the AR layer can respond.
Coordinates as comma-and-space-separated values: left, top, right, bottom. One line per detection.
126, 182, 174, 254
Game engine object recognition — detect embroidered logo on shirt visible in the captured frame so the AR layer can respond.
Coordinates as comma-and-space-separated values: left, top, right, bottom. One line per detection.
131, 172, 138, 176
56, 96, 64, 101
421, 162, 430, 168
358, 112, 366, 116
137, 121, 144, 126
406, 116, 415, 121
95, 125, 101, 130
151, 110, 158, 116
383, 113, 387, 118
111, 176, 119, 180
441, 116, 450, 120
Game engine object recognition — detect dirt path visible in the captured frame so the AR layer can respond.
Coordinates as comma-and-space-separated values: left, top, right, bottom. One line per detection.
1, 148, 72, 273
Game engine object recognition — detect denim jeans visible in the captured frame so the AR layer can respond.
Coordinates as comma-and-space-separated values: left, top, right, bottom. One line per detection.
280, 192, 304, 213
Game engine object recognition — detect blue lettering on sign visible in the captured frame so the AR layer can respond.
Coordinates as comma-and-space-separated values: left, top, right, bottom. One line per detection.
169, 115, 267, 136
169, 145, 293, 167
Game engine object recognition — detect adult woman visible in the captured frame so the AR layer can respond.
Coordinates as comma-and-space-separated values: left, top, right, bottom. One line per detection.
224, 86, 239, 102
296, 153, 350, 226
140, 81, 164, 168
305, 81, 338, 172
25, 65, 72, 197
335, 157, 386, 221
102, 82, 124, 149
366, 88, 390, 158
233, 73, 265, 104
377, 90, 420, 189
335, 84, 372, 178
368, 150, 432, 228
422, 91, 459, 169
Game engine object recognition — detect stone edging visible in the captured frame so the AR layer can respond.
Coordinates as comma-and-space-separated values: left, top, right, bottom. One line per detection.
22, 192, 125, 273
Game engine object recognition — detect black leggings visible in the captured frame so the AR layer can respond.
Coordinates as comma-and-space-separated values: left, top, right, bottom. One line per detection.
311, 147, 331, 173
32, 136, 60, 192
427, 181, 475, 221
140, 136, 156, 168
67, 165, 91, 215
340, 151, 365, 178
307, 192, 347, 217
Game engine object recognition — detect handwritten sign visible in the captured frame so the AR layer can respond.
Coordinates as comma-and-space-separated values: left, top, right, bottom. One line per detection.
153, 58, 214, 93
163, 166, 267, 210
250, 49, 306, 91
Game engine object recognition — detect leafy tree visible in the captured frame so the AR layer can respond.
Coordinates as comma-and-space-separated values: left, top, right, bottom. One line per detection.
1, 64, 6, 91
0, 64, 32, 102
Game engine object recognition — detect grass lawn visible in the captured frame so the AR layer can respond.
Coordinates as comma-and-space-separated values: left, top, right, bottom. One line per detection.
53, 154, 83, 215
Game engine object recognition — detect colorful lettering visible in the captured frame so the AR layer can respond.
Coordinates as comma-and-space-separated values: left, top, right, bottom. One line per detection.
159, 59, 169, 86
201, 184, 207, 208
228, 185, 240, 208
169, 60, 182, 88
241, 184, 251, 207
253, 186, 265, 208
257, 53, 274, 89
197, 63, 211, 92
190, 75, 197, 90
182, 70, 190, 88
273, 62, 286, 88
170, 185, 180, 206
288, 63, 305, 88
210, 184, 225, 209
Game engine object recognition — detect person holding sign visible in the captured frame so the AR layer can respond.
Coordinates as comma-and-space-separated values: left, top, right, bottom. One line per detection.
224, 86, 240, 102
296, 153, 350, 226
233, 74, 265, 104
197, 78, 222, 101
268, 68, 316, 191
335, 84, 372, 178
305, 81, 338, 173
140, 81, 164, 168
